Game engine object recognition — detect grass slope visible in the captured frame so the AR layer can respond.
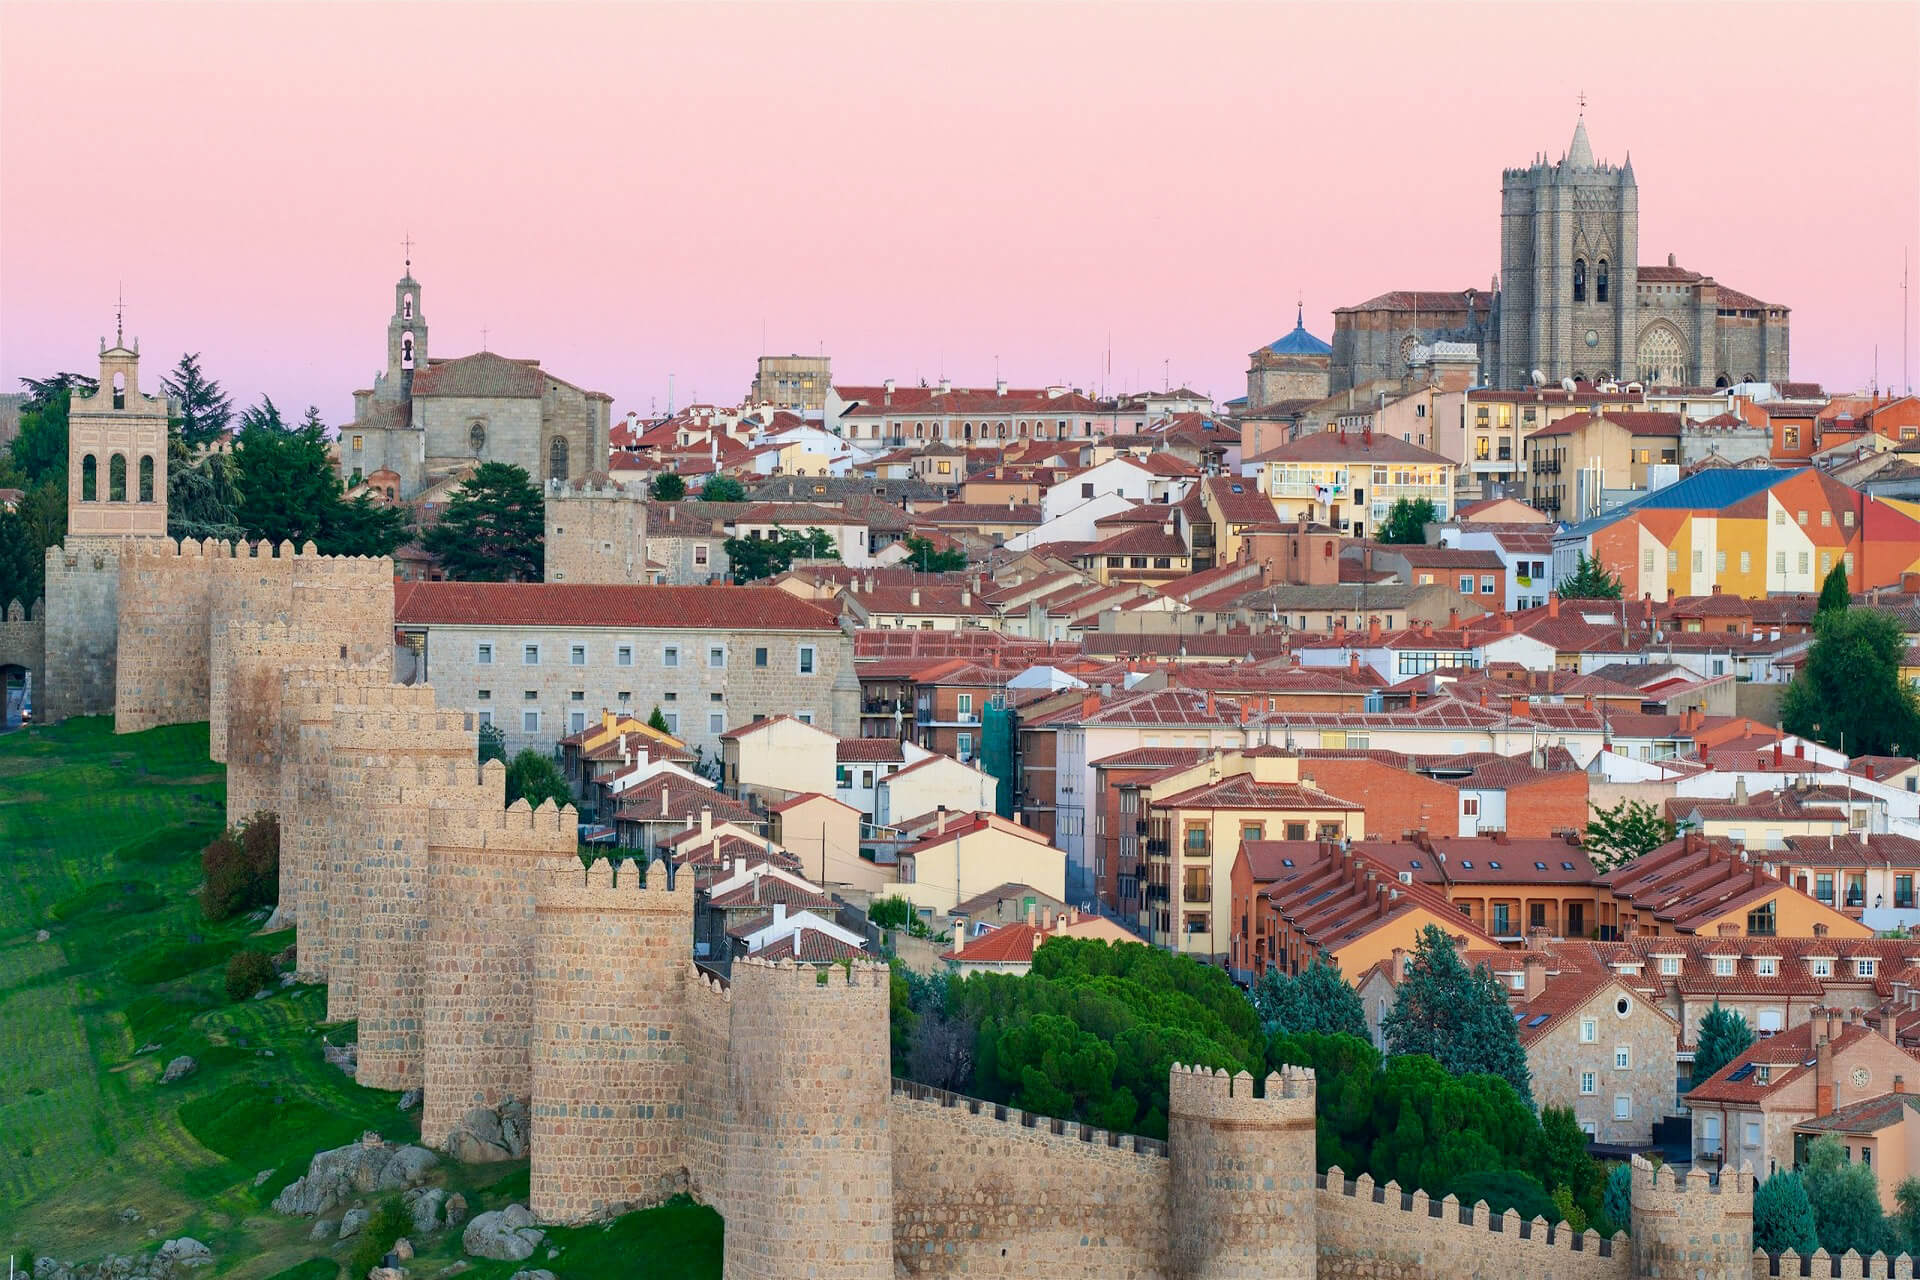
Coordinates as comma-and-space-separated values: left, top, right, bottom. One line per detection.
1, 718, 720, 1276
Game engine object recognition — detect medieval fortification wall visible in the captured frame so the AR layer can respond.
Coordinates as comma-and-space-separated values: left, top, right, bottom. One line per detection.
32, 530, 1895, 1280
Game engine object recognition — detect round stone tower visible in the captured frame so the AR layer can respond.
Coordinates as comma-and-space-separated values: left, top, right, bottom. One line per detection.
723, 956, 893, 1280
1167, 1064, 1319, 1278
1629, 1154, 1754, 1279
529, 855, 693, 1224
420, 786, 577, 1148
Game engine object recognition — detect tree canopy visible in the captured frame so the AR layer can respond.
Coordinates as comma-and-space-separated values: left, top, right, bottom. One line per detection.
160, 352, 233, 448
648, 473, 686, 501
1556, 553, 1623, 600
1251, 958, 1368, 1038
225, 400, 409, 556
421, 461, 545, 582
1753, 1170, 1819, 1256
1689, 1002, 1753, 1087
0, 376, 92, 606
902, 535, 967, 572
1802, 1133, 1892, 1256
1583, 798, 1676, 872
724, 527, 837, 583
1381, 923, 1531, 1101
503, 748, 570, 810
699, 474, 747, 503
1782, 607, 1920, 757
1376, 497, 1436, 545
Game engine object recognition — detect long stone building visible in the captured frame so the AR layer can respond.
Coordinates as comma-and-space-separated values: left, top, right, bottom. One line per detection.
1329, 113, 1790, 393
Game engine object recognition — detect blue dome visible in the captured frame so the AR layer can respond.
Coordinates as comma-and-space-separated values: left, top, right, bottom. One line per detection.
1266, 307, 1331, 356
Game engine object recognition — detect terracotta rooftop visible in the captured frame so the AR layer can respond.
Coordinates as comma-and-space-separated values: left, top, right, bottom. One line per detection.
394, 581, 840, 631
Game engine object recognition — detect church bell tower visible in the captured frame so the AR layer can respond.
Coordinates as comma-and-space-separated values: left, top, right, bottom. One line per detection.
388, 240, 428, 399
67, 303, 169, 538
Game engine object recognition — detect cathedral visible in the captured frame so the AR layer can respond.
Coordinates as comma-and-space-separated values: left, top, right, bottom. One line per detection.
337, 262, 613, 500
1327, 114, 1790, 392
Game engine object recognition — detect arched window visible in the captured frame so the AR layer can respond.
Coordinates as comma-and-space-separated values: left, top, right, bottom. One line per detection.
1715, 375, 1731, 389
401, 331, 416, 370
138, 455, 155, 502
1743, 372, 1759, 385
81, 454, 98, 501
1637, 324, 1689, 386
469, 421, 486, 455
548, 436, 569, 482
1596, 260, 1610, 303
403, 293, 414, 321
109, 454, 127, 502
112, 371, 126, 409
1573, 259, 1587, 303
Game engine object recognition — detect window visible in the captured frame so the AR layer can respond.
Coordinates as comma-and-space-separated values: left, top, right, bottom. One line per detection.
1644, 549, 1655, 572
617, 691, 630, 703
1480, 575, 1495, 594
1756, 956, 1777, 976
1798, 510, 1809, 526
1783, 426, 1800, 448
1812, 958, 1833, 977
616, 644, 633, 667
1798, 552, 1809, 575
470, 421, 487, 454
1897, 875, 1914, 909
1693, 549, 1704, 573
477, 689, 491, 702
1459, 574, 1474, 594
957, 732, 973, 763
476, 709, 493, 727
708, 711, 724, 734
796, 711, 813, 725
1816, 873, 1835, 904
1717, 551, 1728, 572
1580, 1071, 1597, 1095
1573, 258, 1587, 302
548, 435, 569, 482
663, 645, 680, 668
708, 645, 726, 668
663, 712, 679, 735
1596, 260, 1610, 302
476, 642, 494, 665
1744, 1120, 1762, 1147
751, 646, 768, 668
523, 710, 540, 733
798, 645, 816, 675
1579, 1017, 1597, 1044
1857, 958, 1877, 978
351, 434, 365, 451
524, 689, 538, 701
1492, 904, 1511, 934
1747, 901, 1776, 936
522, 644, 540, 665
138, 455, 154, 502
1668, 550, 1679, 573
1740, 551, 1751, 574
1660, 955, 1680, 975
569, 710, 587, 733
569, 644, 586, 666
1614, 1095, 1632, 1121
1614, 1046, 1631, 1070
1714, 956, 1735, 976
1776, 552, 1787, 574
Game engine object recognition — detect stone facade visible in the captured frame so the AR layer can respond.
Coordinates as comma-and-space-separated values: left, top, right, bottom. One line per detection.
0, 598, 45, 723
67, 339, 168, 539
42, 537, 129, 722
1525, 980, 1680, 1146
544, 477, 649, 585
751, 354, 831, 413
403, 613, 857, 760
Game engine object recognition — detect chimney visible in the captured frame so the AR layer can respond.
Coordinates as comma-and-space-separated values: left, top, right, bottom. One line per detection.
1508, 695, 1528, 719
773, 902, 787, 929
1522, 951, 1548, 1001
1899, 1075, 1909, 1094
1816, 1033, 1835, 1117
953, 922, 965, 955
935, 806, 948, 835
1239, 700, 1251, 725
1026, 902, 1037, 927
1828, 1009, 1843, 1043
1368, 616, 1382, 644
1390, 946, 1406, 980
700, 806, 713, 833
1348, 653, 1360, 675
1547, 592, 1560, 618
1447, 606, 1459, 630
996, 378, 1008, 397
1205, 690, 1216, 718
910, 588, 921, 607
661, 784, 671, 816
1081, 691, 1102, 720
1734, 777, 1748, 806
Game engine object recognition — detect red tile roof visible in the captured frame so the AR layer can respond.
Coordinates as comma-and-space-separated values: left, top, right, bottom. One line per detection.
748, 928, 868, 963
1529, 411, 1685, 439
1247, 432, 1454, 465
394, 581, 840, 631
837, 738, 907, 763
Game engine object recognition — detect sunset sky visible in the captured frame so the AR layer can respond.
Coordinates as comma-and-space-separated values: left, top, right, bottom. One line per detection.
3, 2, 1916, 426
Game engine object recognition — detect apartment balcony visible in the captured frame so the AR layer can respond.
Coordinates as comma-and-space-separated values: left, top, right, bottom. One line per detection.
1145, 837, 1169, 856
1146, 884, 1169, 904
1532, 457, 1561, 475
1182, 886, 1212, 905
1135, 819, 1150, 835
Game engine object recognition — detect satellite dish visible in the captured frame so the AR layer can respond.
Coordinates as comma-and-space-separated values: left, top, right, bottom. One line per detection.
1560, 376, 1579, 394
1531, 369, 1547, 388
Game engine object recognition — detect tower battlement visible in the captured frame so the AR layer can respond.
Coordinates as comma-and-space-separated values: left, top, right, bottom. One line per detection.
1168, 1063, 1317, 1117
428, 797, 579, 850
535, 856, 691, 912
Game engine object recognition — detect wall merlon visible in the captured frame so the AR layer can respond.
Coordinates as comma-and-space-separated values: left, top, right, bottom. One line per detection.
536, 855, 692, 911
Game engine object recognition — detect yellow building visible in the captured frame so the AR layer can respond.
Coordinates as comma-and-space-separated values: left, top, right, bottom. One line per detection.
1137, 750, 1365, 963
1246, 431, 1454, 539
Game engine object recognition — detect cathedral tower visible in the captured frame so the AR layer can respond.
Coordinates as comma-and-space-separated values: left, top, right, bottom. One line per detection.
1497, 112, 1639, 389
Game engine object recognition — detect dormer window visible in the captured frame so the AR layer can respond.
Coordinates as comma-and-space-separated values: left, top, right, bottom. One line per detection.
1812, 958, 1833, 977
1756, 957, 1778, 977
1858, 958, 1878, 978
1659, 955, 1681, 975
1714, 956, 1735, 976
1756, 1064, 1771, 1085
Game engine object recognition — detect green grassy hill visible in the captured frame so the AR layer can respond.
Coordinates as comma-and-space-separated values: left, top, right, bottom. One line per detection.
1, 718, 720, 1277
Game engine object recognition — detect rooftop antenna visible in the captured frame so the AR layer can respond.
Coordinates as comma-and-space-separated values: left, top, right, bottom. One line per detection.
1904, 247, 1911, 395
481, 325, 489, 353
114, 282, 124, 347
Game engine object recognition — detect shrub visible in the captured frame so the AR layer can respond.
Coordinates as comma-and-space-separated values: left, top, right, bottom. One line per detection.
347, 1196, 413, 1275
202, 812, 280, 921
869, 896, 916, 931
225, 949, 276, 1002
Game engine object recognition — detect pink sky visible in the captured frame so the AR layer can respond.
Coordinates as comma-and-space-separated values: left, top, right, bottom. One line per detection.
3, 2, 1916, 426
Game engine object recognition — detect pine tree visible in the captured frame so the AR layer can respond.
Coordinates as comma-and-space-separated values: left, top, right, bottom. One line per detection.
1802, 1133, 1891, 1256
646, 705, 671, 735
1382, 923, 1532, 1101
1583, 798, 1676, 872
699, 474, 746, 502
1689, 1002, 1754, 1087
1753, 1170, 1818, 1256
160, 353, 233, 448
1555, 553, 1623, 600
1251, 958, 1369, 1038
421, 462, 545, 582
228, 398, 341, 547
648, 473, 686, 501
1377, 497, 1437, 545
1818, 563, 1851, 615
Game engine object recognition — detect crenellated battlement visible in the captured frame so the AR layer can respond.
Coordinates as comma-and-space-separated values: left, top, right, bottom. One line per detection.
535, 855, 691, 911
428, 797, 579, 851
1634, 1152, 1754, 1198
731, 953, 890, 991
1320, 1164, 1624, 1264
1168, 1063, 1317, 1118
890, 1077, 1169, 1159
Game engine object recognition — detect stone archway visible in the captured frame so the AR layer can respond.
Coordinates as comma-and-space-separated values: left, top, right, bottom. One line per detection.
1635, 321, 1690, 386
0, 599, 46, 730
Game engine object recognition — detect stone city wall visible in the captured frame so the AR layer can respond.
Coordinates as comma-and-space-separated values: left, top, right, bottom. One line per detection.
0, 598, 44, 718
682, 966, 735, 1214
529, 856, 692, 1223
1315, 1166, 1629, 1280
889, 1080, 1172, 1278
1169, 1066, 1319, 1278
44, 537, 132, 722
723, 957, 894, 1280
420, 798, 578, 1148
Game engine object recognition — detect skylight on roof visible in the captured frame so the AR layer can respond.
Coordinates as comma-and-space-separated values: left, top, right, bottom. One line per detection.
1513, 1011, 1526, 1022
1460, 860, 1473, 869
1282, 858, 1295, 868
1489, 861, 1502, 870
1727, 1063, 1757, 1082
1410, 859, 1423, 869
1562, 862, 1575, 871
1527, 1014, 1551, 1027
1535, 861, 1547, 870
